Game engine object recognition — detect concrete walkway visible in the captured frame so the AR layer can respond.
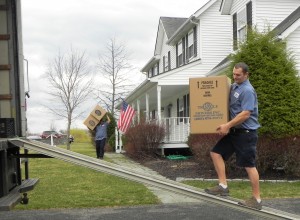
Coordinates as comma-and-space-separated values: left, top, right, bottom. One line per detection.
104, 153, 300, 216
104, 152, 202, 204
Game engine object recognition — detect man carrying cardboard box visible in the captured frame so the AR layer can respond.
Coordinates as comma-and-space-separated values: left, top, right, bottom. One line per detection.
205, 62, 262, 210
94, 115, 111, 159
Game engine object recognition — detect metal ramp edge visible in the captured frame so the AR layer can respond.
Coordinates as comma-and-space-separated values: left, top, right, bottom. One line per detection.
9, 138, 300, 220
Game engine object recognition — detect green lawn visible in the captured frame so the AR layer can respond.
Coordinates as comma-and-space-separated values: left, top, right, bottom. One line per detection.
16, 142, 160, 210
183, 180, 300, 200
15, 142, 299, 210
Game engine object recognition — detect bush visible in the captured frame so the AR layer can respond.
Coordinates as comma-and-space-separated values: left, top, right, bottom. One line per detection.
188, 133, 300, 178
124, 122, 166, 160
228, 28, 300, 137
257, 135, 300, 177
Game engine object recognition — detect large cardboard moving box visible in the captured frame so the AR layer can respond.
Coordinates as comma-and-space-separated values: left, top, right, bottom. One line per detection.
83, 105, 107, 130
189, 75, 231, 134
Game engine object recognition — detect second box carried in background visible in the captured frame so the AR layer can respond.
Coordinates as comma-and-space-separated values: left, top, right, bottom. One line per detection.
83, 105, 107, 130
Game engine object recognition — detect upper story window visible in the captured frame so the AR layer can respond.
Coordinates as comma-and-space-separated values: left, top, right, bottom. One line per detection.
163, 51, 170, 72
176, 26, 197, 67
237, 8, 247, 43
148, 70, 152, 78
177, 42, 183, 67
187, 31, 194, 59
153, 63, 159, 76
233, 1, 252, 50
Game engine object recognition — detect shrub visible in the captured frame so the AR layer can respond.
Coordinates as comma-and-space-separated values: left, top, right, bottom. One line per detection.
228, 28, 300, 137
188, 133, 300, 178
257, 135, 300, 177
124, 122, 166, 160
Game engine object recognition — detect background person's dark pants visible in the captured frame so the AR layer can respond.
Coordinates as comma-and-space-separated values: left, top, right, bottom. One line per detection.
95, 138, 106, 158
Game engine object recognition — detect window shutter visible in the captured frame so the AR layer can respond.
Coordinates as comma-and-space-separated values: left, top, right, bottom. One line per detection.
187, 93, 190, 117
163, 56, 165, 73
193, 26, 197, 57
176, 44, 178, 67
186, 34, 189, 62
233, 13, 237, 50
183, 95, 187, 117
168, 51, 171, 70
177, 98, 180, 124
177, 98, 179, 117
182, 37, 185, 64
246, 1, 252, 28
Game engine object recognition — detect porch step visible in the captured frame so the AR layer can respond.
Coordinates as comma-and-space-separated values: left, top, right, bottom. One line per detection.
159, 143, 189, 149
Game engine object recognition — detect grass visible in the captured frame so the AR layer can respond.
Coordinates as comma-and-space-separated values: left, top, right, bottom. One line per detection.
183, 180, 300, 200
16, 142, 160, 210
15, 142, 299, 210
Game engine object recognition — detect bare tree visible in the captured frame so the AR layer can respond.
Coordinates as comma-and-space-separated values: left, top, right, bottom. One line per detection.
45, 47, 94, 150
96, 38, 136, 116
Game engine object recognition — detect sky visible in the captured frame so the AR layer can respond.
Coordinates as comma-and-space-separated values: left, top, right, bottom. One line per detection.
21, 0, 210, 134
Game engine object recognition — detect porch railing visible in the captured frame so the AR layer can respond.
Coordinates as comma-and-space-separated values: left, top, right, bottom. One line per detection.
160, 117, 190, 143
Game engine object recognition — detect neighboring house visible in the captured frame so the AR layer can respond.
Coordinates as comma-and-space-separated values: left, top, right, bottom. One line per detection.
117, 0, 300, 152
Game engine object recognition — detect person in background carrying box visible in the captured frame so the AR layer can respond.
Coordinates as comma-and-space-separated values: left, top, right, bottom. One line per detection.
95, 114, 111, 159
205, 62, 262, 210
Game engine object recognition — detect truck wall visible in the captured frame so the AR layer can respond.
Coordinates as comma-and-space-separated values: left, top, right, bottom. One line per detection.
0, 0, 26, 137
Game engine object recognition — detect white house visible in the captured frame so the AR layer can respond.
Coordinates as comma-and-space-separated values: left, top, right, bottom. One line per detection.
210, 0, 300, 75
117, 0, 300, 152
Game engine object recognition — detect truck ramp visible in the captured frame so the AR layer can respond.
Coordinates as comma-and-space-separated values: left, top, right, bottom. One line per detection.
9, 138, 300, 220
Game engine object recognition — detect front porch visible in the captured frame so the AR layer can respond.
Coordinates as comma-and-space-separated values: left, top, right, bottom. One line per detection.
157, 117, 191, 156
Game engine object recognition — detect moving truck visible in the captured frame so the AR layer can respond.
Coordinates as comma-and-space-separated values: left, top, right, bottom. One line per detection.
0, 0, 38, 211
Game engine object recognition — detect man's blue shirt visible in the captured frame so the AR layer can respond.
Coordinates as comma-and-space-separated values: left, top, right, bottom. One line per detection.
230, 79, 260, 130
95, 121, 109, 140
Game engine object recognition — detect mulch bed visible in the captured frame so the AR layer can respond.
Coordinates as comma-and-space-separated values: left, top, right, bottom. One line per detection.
135, 156, 299, 181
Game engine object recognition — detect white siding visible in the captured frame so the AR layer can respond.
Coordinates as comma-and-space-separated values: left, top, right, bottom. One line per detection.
199, 0, 232, 70
255, 0, 300, 31
155, 0, 232, 86
286, 26, 300, 76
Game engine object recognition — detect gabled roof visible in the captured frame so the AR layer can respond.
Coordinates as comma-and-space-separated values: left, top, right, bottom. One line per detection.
160, 17, 187, 39
273, 6, 300, 36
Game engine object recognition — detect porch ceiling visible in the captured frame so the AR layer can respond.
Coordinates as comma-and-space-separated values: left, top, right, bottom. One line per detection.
137, 84, 188, 110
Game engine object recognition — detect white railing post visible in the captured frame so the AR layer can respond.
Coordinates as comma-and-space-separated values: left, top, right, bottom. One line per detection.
50, 134, 54, 147
115, 127, 119, 153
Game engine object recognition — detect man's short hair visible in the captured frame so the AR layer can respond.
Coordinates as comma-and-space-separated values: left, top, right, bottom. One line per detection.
234, 62, 249, 74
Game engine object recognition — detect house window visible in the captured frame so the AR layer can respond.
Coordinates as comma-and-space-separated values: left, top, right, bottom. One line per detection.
188, 32, 194, 59
237, 8, 247, 44
151, 110, 156, 120
164, 52, 169, 72
177, 42, 183, 67
233, 2, 252, 50
153, 63, 158, 76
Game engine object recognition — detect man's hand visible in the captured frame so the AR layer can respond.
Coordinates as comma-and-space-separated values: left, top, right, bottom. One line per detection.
216, 123, 230, 135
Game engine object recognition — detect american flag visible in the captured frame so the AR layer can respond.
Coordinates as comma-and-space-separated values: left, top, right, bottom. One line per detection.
117, 101, 135, 133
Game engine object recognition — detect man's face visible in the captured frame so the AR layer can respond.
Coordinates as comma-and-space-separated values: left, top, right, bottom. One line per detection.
233, 67, 248, 84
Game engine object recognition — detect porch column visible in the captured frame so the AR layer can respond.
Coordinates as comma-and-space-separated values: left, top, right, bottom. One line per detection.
146, 93, 149, 121
137, 99, 140, 124
157, 85, 161, 122
132, 103, 136, 125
